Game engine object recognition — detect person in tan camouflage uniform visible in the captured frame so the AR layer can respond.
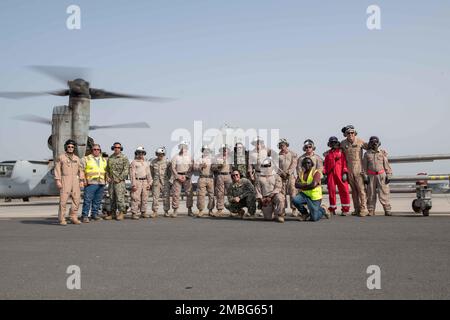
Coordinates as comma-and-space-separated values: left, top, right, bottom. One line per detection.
362, 136, 393, 216
340, 125, 369, 216
129, 147, 152, 220
213, 144, 233, 216
54, 139, 84, 226
255, 157, 285, 223
170, 141, 194, 217
150, 147, 171, 217
195, 146, 215, 217
277, 138, 298, 217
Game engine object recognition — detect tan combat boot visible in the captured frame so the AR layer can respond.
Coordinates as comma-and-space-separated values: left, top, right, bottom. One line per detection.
164, 210, 170, 217
151, 211, 158, 218
103, 213, 113, 220
216, 209, 224, 217
368, 210, 375, 216
170, 209, 177, 218
197, 210, 204, 218
116, 212, 125, 221
69, 213, 81, 225
291, 208, 299, 217
59, 219, 67, 226
131, 214, 140, 220
384, 210, 392, 216
358, 209, 369, 217
277, 215, 285, 223
141, 212, 150, 219
208, 210, 215, 217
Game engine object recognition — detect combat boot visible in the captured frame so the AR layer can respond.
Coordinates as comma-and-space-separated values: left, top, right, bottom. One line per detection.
277, 216, 285, 223
187, 208, 195, 217
208, 210, 215, 217
141, 212, 150, 219
197, 210, 204, 218
131, 214, 140, 220
368, 210, 375, 216
322, 205, 331, 219
69, 213, 81, 225
384, 210, 392, 216
151, 211, 158, 218
358, 209, 369, 217
216, 209, 224, 217
256, 211, 264, 218
103, 213, 113, 220
170, 209, 178, 218
59, 219, 67, 226
291, 208, 299, 217
82, 216, 90, 223
164, 210, 170, 217
116, 212, 125, 221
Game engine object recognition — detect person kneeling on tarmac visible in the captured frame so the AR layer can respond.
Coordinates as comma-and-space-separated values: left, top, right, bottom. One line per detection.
255, 157, 285, 223
225, 170, 257, 218
293, 158, 330, 221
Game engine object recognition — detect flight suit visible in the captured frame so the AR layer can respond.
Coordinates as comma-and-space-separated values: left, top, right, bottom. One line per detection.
340, 137, 369, 215
194, 155, 215, 213
363, 149, 393, 215
170, 153, 194, 212
150, 157, 171, 215
106, 153, 130, 217
54, 153, 84, 224
278, 150, 298, 214
213, 155, 233, 212
225, 178, 256, 215
255, 171, 285, 221
323, 148, 351, 214
130, 159, 153, 218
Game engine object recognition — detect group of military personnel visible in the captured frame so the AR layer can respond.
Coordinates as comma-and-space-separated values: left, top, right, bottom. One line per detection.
54, 124, 393, 225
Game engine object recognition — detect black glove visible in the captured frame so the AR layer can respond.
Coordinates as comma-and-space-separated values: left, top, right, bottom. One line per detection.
385, 175, 391, 184
321, 174, 328, 185
342, 173, 348, 182
363, 174, 369, 185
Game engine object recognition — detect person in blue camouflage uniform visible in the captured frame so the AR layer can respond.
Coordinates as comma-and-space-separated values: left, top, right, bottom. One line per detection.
105, 142, 130, 221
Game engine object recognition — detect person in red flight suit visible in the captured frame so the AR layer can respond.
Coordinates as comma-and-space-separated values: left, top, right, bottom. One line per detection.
323, 136, 351, 216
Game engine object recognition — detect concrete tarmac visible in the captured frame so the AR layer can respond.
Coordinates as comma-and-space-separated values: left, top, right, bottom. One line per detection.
0, 195, 449, 299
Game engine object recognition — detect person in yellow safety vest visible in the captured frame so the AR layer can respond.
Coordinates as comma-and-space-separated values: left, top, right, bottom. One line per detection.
293, 157, 330, 222
80, 144, 108, 223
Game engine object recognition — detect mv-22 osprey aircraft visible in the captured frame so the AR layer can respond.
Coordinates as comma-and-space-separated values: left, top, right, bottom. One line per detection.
0, 66, 171, 200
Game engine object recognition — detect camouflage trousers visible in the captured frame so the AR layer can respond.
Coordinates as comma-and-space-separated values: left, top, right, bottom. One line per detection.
225, 194, 257, 214
215, 174, 232, 210
171, 178, 193, 209
130, 180, 149, 214
197, 177, 215, 211
281, 174, 297, 211
348, 170, 368, 213
152, 180, 171, 212
261, 193, 285, 220
109, 181, 127, 214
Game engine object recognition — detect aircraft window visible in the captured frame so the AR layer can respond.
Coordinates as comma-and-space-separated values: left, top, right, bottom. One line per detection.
0, 165, 13, 178
33, 169, 37, 173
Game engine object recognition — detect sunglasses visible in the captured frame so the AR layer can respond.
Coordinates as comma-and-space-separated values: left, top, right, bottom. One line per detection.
114, 146, 121, 149
66, 146, 74, 149
231, 173, 240, 177
92, 148, 100, 151
305, 145, 312, 149
347, 132, 356, 135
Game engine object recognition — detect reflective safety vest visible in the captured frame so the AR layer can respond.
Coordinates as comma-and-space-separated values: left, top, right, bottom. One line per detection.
299, 169, 322, 201
84, 155, 107, 183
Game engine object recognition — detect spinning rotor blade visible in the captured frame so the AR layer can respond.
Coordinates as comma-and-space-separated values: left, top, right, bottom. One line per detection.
0, 90, 69, 99
89, 122, 150, 130
12, 114, 51, 125
89, 88, 173, 102
29, 65, 91, 84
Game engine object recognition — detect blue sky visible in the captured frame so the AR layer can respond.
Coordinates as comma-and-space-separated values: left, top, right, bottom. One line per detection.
0, 0, 449, 174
